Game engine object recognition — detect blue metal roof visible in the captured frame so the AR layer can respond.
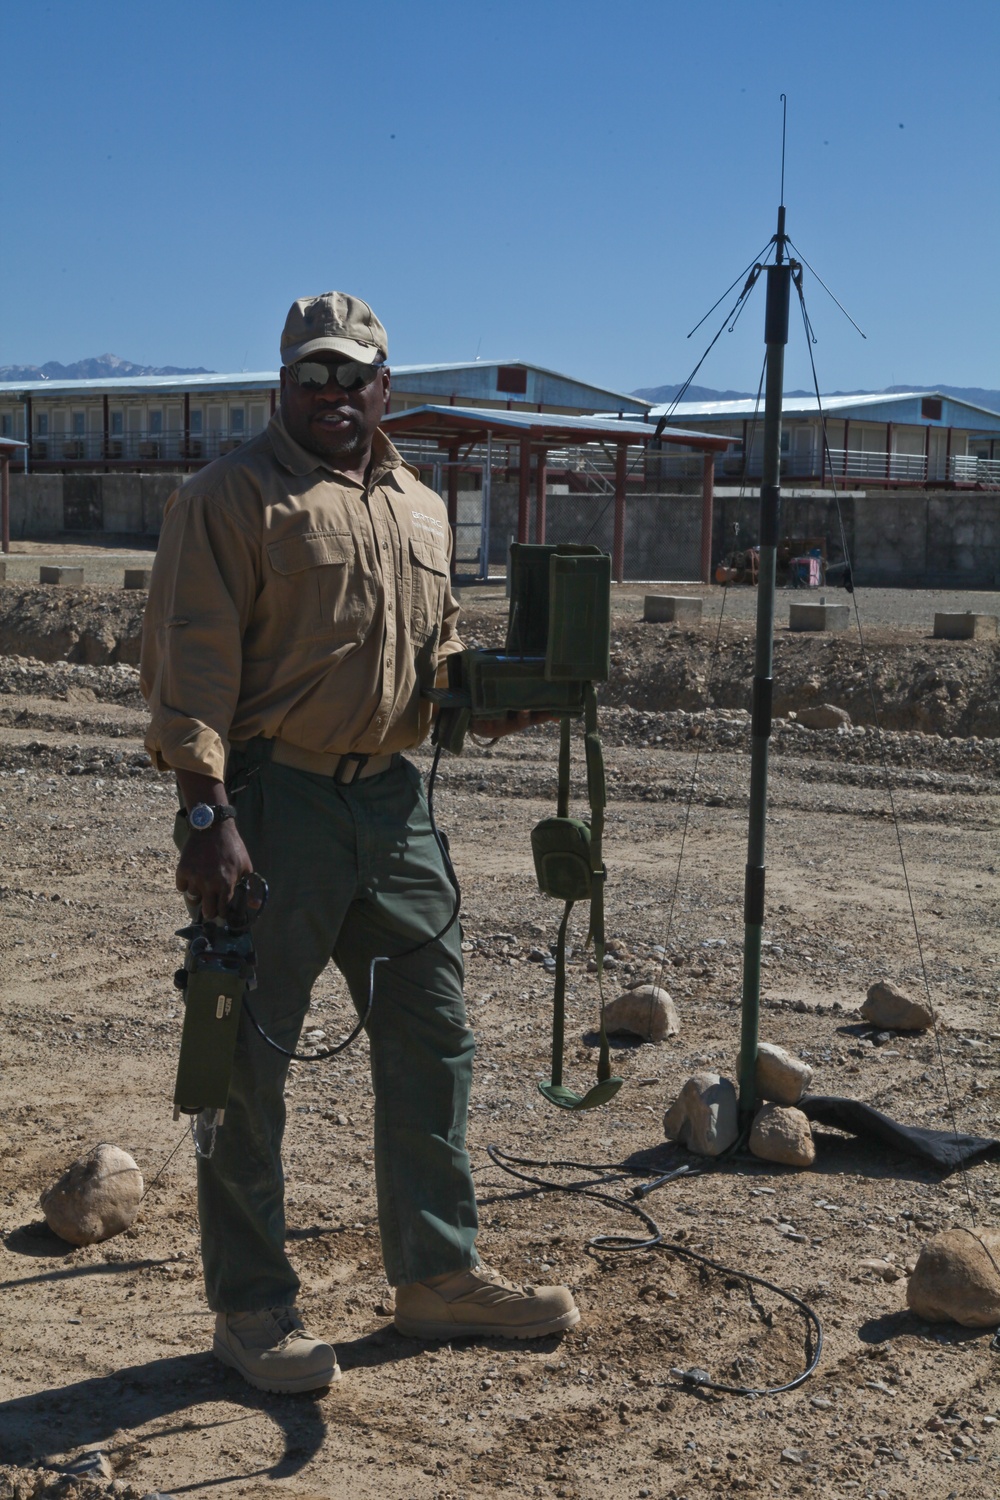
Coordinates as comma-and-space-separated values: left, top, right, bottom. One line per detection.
646, 390, 1000, 431
0, 359, 650, 413
382, 405, 729, 448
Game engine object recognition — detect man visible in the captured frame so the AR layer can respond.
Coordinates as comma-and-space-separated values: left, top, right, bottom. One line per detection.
141, 292, 579, 1395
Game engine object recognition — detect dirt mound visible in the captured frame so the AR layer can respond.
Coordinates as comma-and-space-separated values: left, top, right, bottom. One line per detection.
0, 584, 146, 666
461, 606, 1000, 739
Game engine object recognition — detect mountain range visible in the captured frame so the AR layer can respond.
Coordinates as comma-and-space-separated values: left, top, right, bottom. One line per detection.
0, 353, 214, 382
632, 381, 1000, 412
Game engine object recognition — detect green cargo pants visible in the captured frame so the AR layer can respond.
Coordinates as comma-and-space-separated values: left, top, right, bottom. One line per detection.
192, 739, 480, 1312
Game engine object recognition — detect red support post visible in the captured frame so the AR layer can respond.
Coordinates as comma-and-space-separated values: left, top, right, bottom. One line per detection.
612, 442, 627, 583
517, 435, 531, 543
924, 422, 932, 483
1, 454, 10, 553
446, 443, 459, 576
945, 426, 953, 481
700, 451, 714, 584
534, 447, 547, 543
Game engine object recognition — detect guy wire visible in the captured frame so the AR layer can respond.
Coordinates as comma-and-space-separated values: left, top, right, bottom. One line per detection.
581, 257, 769, 549
793, 276, 978, 1225
651, 349, 768, 1002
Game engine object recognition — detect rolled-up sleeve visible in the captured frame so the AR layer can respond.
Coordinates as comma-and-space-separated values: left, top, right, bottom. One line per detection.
140, 487, 258, 780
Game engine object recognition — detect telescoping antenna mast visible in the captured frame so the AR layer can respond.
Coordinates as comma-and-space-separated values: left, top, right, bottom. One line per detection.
736, 98, 797, 1130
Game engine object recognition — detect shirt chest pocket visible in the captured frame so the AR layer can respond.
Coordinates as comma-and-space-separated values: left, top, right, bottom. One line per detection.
265, 530, 375, 644
408, 535, 448, 637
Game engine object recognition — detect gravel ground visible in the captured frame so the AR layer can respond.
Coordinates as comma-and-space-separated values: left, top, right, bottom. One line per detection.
0, 575, 998, 1500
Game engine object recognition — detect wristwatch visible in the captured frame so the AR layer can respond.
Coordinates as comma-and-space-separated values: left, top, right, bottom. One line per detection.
188, 802, 238, 832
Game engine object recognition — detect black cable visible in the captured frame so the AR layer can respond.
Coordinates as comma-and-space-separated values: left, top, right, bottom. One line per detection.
487, 1145, 823, 1397
242, 741, 461, 1064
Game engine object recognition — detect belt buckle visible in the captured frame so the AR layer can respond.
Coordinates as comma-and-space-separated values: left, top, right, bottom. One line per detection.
333, 752, 369, 785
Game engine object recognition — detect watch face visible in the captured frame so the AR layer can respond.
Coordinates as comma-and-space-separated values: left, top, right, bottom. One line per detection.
189, 803, 215, 831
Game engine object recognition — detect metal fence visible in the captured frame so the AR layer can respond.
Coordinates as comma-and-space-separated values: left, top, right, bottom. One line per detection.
394, 437, 705, 581
27, 429, 262, 464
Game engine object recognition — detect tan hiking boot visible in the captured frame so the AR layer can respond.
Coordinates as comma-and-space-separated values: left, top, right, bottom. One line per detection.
213, 1306, 340, 1393
393, 1266, 580, 1340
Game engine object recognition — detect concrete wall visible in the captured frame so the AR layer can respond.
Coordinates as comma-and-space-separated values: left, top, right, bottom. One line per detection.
8, 472, 185, 539
7, 473, 999, 588
712, 488, 1000, 589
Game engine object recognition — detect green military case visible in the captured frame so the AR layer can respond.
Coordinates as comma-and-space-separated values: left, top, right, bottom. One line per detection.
428, 543, 611, 753
173, 966, 246, 1117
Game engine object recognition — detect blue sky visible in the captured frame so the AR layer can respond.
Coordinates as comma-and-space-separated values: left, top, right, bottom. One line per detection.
2, 0, 998, 396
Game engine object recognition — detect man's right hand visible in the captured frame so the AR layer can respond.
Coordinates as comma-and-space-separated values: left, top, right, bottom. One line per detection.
174, 770, 255, 921
175, 819, 254, 922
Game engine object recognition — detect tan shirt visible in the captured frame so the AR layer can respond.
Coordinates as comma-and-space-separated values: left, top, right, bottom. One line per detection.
140, 414, 461, 781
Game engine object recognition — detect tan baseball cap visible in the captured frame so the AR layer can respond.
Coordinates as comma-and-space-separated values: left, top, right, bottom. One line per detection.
280, 291, 388, 366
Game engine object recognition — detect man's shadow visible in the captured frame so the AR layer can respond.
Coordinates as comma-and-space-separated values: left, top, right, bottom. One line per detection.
0, 1355, 329, 1485
1, 1221, 424, 1488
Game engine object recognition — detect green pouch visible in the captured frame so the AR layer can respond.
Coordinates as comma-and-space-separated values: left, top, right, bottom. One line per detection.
531, 816, 593, 903
173, 965, 245, 1117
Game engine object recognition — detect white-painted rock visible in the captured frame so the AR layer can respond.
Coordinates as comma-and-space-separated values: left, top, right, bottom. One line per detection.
796, 703, 851, 729
862, 979, 935, 1031
906, 1227, 1000, 1327
40, 1144, 143, 1246
663, 1072, 738, 1157
755, 1042, 813, 1105
604, 985, 679, 1043
749, 1104, 816, 1167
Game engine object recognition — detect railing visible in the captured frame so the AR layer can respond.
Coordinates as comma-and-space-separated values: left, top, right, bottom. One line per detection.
719, 447, 1000, 488
27, 429, 260, 464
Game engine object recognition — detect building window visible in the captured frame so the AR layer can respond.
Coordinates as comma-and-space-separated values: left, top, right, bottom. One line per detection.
190, 408, 203, 435
921, 397, 943, 421
0, 414, 11, 436
72, 410, 86, 435
149, 409, 163, 435
230, 408, 245, 435
496, 365, 528, 395
36, 413, 48, 436
110, 410, 123, 436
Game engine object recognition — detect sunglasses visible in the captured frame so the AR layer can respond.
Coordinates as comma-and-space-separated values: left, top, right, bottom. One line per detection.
287, 358, 386, 394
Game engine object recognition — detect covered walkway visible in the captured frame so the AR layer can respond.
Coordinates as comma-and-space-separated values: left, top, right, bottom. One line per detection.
380, 406, 729, 582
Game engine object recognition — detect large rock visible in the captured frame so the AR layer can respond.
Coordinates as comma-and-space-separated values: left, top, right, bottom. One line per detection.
604, 984, 679, 1043
862, 979, 935, 1031
749, 1104, 816, 1167
663, 1072, 738, 1157
906, 1227, 1000, 1327
755, 1042, 813, 1105
796, 703, 852, 729
40, 1144, 143, 1246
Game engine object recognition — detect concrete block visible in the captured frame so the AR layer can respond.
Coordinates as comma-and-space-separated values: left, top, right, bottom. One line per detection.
40, 565, 84, 585
933, 611, 998, 641
123, 568, 152, 590
643, 594, 703, 624
789, 602, 850, 632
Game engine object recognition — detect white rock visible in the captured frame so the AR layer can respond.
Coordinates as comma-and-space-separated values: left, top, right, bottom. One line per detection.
604, 985, 679, 1043
40, 1144, 143, 1246
797, 703, 851, 729
862, 979, 935, 1031
754, 1042, 813, 1105
663, 1072, 738, 1157
749, 1104, 816, 1167
906, 1227, 1000, 1327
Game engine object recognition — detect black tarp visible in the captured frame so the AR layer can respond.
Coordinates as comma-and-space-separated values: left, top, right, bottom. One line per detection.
799, 1094, 1000, 1172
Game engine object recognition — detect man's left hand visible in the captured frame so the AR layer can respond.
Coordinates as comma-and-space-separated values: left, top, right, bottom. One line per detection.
471, 710, 556, 740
